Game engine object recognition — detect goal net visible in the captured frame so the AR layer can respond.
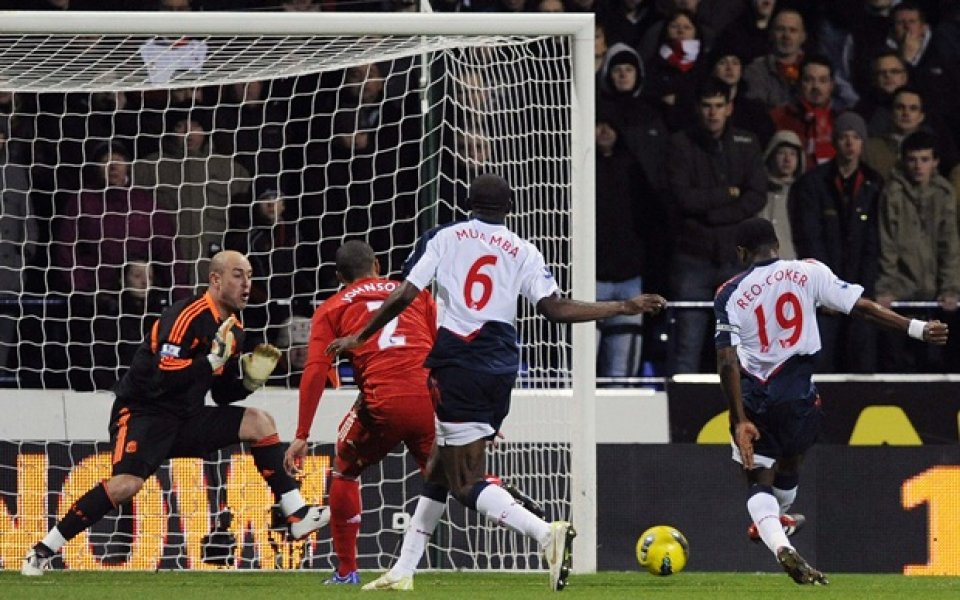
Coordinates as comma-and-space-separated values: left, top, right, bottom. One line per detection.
0, 11, 597, 573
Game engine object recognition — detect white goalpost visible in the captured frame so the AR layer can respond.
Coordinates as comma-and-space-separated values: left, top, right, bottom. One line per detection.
0, 11, 597, 573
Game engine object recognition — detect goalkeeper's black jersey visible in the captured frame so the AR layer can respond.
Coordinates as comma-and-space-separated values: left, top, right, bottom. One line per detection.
112, 291, 251, 417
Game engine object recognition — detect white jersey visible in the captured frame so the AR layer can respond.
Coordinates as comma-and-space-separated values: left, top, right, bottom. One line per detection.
714, 258, 863, 381
404, 218, 559, 374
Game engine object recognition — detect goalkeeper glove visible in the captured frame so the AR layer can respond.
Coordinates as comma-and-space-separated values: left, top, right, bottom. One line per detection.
241, 343, 282, 391
207, 316, 237, 371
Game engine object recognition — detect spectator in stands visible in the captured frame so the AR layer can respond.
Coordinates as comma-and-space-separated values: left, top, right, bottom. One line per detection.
597, 43, 672, 295
854, 51, 910, 137
876, 130, 960, 372
667, 78, 766, 373
598, 0, 660, 50
595, 22, 608, 75
54, 142, 181, 308
714, 0, 779, 67
790, 112, 883, 373
213, 80, 286, 181
595, 109, 648, 382
830, 0, 898, 104
758, 129, 803, 259
769, 55, 838, 170
742, 8, 806, 110
643, 8, 707, 132
133, 113, 251, 290
710, 51, 774, 146
91, 260, 169, 390
243, 187, 300, 348
0, 119, 36, 376
52, 142, 181, 390
933, 0, 960, 68
536, 0, 564, 11
863, 85, 960, 181
636, 0, 728, 67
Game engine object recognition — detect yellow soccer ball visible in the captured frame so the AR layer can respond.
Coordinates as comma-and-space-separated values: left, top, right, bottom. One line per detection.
636, 525, 690, 576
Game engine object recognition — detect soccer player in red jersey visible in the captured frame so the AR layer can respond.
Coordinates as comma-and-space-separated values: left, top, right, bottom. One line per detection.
284, 240, 438, 585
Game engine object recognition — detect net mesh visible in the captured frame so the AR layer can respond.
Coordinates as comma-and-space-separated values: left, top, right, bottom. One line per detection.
0, 24, 579, 571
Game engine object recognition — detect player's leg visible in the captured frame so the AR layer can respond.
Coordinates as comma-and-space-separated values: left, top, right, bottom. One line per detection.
364, 399, 444, 590
179, 406, 327, 540
23, 407, 169, 576
325, 400, 394, 584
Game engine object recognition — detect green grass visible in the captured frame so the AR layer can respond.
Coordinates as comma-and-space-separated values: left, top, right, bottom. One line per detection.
3, 571, 960, 599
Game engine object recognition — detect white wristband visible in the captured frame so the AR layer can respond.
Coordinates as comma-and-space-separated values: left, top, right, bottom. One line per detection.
907, 319, 926, 341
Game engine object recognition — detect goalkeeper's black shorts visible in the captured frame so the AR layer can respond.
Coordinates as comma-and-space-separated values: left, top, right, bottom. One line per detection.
109, 404, 246, 479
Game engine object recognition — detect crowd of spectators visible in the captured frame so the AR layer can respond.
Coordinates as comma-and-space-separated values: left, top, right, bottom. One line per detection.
1, 0, 960, 390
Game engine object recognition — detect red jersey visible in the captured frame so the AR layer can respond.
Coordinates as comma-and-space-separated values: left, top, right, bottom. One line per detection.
295, 277, 437, 440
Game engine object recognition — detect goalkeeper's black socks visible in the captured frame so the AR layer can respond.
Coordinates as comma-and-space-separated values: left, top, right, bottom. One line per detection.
251, 433, 297, 498
56, 482, 116, 542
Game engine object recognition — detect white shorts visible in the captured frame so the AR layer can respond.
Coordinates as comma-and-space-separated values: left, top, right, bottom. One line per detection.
730, 440, 776, 469
435, 419, 494, 447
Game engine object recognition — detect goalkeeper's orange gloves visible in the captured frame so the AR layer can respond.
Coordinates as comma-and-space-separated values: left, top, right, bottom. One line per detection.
241, 343, 282, 391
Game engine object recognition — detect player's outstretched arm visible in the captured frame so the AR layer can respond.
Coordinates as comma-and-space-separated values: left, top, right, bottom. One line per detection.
326, 280, 421, 356
849, 297, 949, 344
536, 292, 667, 323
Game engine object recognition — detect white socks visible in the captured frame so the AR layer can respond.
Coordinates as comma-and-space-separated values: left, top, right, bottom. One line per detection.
475, 483, 551, 546
747, 491, 790, 554
41, 527, 67, 553
279, 488, 306, 517
391, 496, 446, 577
773, 485, 797, 514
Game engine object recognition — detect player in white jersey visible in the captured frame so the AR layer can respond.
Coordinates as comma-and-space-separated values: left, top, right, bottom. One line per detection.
715, 218, 948, 585
327, 173, 667, 592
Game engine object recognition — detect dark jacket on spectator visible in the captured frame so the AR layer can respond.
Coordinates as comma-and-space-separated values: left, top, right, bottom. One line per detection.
53, 187, 181, 295
667, 124, 766, 264
789, 160, 883, 296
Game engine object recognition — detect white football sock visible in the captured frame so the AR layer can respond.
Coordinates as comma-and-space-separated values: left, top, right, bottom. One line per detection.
475, 483, 550, 545
279, 488, 306, 517
747, 491, 790, 555
41, 527, 67, 553
391, 496, 446, 577
773, 486, 797, 514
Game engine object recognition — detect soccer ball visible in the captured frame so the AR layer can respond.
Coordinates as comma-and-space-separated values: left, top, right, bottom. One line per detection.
636, 525, 690, 576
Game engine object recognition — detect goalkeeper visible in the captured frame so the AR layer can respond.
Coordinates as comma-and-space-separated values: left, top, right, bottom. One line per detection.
283, 240, 439, 586
22, 250, 328, 576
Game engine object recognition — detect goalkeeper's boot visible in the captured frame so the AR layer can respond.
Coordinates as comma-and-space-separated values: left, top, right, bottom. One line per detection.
21, 543, 55, 577
748, 513, 805, 543
361, 571, 414, 591
324, 570, 361, 585
776, 546, 829, 585
543, 521, 576, 591
287, 505, 330, 541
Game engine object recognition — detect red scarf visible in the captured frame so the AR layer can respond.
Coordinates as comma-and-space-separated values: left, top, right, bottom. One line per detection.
660, 39, 699, 73
801, 100, 835, 165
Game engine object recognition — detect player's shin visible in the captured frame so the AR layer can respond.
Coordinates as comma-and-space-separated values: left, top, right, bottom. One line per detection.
392, 483, 448, 577
330, 475, 362, 575
773, 472, 799, 513
473, 481, 551, 545
251, 434, 304, 514
55, 481, 117, 546
747, 484, 791, 554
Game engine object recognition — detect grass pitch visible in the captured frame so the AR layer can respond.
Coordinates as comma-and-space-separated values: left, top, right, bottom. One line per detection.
3, 570, 960, 599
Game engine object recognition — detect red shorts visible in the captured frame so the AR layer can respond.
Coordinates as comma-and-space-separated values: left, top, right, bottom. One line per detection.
334, 394, 434, 479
